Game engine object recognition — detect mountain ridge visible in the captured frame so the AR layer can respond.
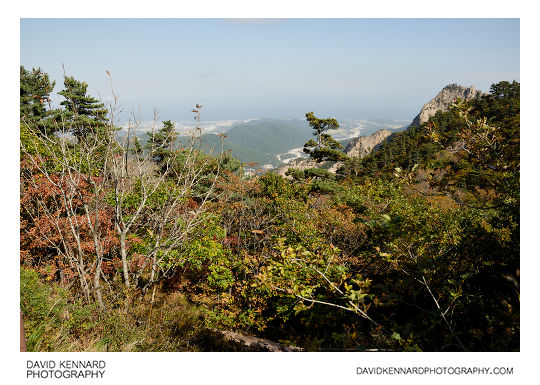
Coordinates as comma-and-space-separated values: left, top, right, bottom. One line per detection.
275, 83, 482, 176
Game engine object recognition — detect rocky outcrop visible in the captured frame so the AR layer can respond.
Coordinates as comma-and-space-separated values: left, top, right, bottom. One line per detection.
217, 330, 304, 352
276, 129, 392, 176
275, 84, 482, 177
410, 84, 483, 127
276, 157, 319, 177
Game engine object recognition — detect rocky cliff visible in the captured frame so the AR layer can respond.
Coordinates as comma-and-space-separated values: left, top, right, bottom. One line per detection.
345, 129, 392, 158
276, 84, 482, 177
410, 84, 482, 127
276, 157, 318, 177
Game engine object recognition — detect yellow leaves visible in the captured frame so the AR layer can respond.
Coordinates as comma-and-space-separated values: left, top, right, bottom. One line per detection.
425, 121, 440, 143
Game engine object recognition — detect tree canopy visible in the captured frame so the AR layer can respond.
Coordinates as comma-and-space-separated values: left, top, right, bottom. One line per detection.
20, 66, 56, 136
303, 111, 349, 163
57, 76, 109, 140
146, 120, 177, 164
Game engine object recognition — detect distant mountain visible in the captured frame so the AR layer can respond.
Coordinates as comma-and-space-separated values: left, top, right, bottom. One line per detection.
126, 117, 406, 169
410, 84, 483, 127
197, 118, 408, 168
199, 119, 312, 167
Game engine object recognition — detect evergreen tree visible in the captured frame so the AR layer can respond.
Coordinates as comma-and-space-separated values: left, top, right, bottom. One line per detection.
20, 66, 57, 135
57, 76, 109, 140
131, 136, 143, 157
146, 120, 177, 164
303, 112, 348, 163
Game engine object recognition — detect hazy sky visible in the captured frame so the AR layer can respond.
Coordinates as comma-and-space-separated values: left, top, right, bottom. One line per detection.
20, 18, 520, 122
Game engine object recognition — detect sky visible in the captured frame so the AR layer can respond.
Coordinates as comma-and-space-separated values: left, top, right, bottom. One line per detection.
20, 18, 520, 122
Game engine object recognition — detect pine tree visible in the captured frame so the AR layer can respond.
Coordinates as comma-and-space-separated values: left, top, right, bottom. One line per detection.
20, 66, 57, 135
146, 120, 177, 164
131, 136, 143, 157
57, 76, 109, 140
303, 112, 348, 163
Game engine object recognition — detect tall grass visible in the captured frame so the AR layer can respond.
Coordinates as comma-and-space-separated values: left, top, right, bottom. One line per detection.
20, 267, 208, 351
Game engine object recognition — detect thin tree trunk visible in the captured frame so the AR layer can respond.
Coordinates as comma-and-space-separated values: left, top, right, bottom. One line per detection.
94, 256, 105, 310
120, 230, 131, 287
143, 252, 158, 294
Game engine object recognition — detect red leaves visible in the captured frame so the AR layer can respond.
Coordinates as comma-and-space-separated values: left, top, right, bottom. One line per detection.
20, 156, 118, 280
223, 235, 239, 246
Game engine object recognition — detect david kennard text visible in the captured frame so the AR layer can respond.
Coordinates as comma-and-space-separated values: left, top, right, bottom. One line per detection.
26, 360, 106, 379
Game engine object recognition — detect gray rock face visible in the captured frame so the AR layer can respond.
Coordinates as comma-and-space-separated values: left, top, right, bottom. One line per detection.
276, 157, 318, 176
411, 84, 483, 127
345, 129, 392, 158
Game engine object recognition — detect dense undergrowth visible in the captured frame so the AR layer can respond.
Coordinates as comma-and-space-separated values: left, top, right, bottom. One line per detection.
21, 267, 276, 352
20, 66, 519, 352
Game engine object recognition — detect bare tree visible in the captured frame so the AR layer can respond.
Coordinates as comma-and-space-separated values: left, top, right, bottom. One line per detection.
21, 113, 114, 310
21, 71, 224, 309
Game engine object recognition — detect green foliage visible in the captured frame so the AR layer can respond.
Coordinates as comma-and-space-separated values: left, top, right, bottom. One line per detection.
20, 268, 59, 326
177, 214, 227, 265
286, 167, 337, 183
20, 267, 67, 351
345, 178, 518, 350
303, 112, 348, 163
132, 135, 143, 156
285, 167, 308, 182
258, 172, 291, 197
20, 123, 49, 159
20, 79, 520, 352
21, 267, 207, 351
309, 178, 343, 195
57, 75, 109, 140
146, 120, 177, 164
20, 66, 57, 136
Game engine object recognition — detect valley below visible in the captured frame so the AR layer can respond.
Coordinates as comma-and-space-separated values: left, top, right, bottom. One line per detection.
122, 117, 409, 169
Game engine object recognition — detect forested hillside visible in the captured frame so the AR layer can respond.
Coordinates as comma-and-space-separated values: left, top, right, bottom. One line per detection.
199, 119, 312, 167
20, 66, 519, 352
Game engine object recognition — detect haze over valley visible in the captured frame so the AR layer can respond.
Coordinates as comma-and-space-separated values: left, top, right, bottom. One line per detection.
120, 117, 410, 169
